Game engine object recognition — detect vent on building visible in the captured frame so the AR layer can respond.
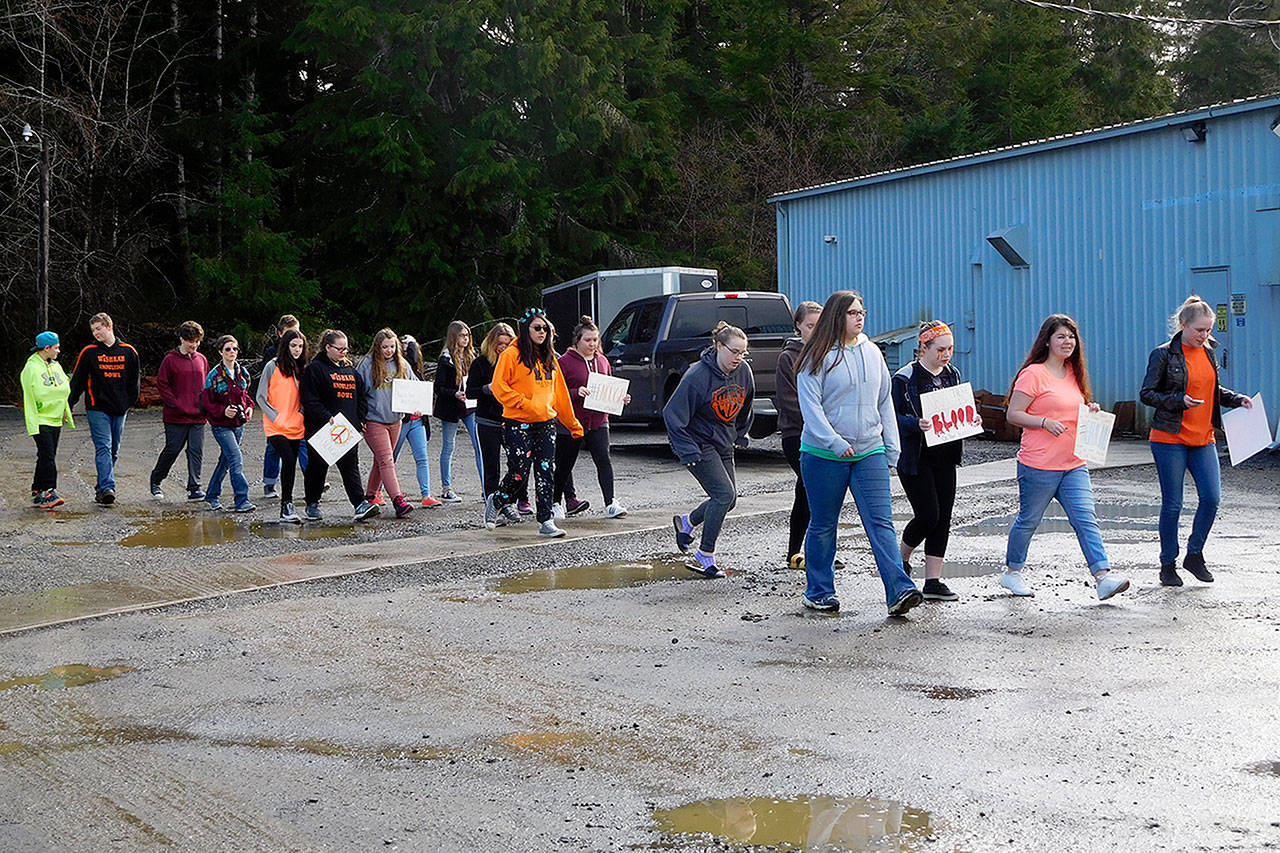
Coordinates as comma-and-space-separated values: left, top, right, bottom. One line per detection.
987, 225, 1030, 268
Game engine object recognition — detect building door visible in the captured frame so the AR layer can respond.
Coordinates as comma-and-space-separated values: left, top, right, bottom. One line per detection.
1191, 267, 1231, 380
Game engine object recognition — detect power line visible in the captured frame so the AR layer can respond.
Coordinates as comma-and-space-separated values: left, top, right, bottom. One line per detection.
1008, 0, 1280, 28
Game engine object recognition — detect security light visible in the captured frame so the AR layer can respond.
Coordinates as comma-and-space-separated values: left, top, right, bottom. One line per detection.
1181, 122, 1207, 143
21, 123, 33, 142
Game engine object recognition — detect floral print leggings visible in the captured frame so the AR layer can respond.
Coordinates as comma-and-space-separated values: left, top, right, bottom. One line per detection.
496, 419, 556, 523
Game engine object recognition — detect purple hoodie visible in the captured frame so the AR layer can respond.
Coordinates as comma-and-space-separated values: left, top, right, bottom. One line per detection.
157, 348, 209, 424
557, 348, 612, 431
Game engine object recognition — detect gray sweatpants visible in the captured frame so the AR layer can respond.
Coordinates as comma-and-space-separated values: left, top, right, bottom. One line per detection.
687, 446, 737, 553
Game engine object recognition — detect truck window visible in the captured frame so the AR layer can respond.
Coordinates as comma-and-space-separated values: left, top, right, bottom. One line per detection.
634, 302, 665, 343
670, 301, 746, 338
742, 299, 794, 335
603, 306, 638, 353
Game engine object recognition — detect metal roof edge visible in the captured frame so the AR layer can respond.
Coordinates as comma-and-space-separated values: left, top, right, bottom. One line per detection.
767, 93, 1280, 204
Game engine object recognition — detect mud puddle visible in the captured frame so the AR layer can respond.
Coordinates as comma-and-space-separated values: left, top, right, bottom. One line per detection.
956, 503, 1160, 536
120, 517, 355, 548
490, 559, 694, 594
651, 794, 933, 851
901, 683, 993, 701
0, 664, 134, 692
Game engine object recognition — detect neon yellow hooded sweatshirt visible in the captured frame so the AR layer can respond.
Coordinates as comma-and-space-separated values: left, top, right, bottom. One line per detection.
21, 352, 75, 436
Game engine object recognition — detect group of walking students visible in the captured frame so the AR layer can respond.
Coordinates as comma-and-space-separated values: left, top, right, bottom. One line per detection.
22, 291, 1251, 613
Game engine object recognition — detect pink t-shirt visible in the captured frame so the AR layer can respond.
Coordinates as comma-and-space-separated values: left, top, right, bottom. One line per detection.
1013, 363, 1086, 470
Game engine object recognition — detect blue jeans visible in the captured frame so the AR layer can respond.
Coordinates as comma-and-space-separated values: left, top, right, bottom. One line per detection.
801, 451, 917, 608
264, 437, 308, 484
394, 417, 432, 497
85, 410, 126, 493
440, 413, 482, 490
1151, 441, 1221, 566
206, 425, 250, 507
1006, 462, 1110, 575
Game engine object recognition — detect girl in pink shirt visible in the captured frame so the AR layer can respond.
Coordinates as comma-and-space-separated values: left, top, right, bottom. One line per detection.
999, 314, 1129, 601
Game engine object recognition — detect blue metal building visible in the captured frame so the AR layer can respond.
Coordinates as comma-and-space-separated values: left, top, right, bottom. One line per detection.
769, 94, 1280, 432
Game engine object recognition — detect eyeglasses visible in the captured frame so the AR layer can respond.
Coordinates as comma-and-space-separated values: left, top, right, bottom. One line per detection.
724, 345, 749, 358
529, 324, 549, 333
847, 308, 867, 318
328, 344, 349, 353
222, 346, 239, 352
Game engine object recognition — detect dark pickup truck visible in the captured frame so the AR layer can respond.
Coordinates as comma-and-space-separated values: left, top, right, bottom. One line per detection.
601, 291, 795, 437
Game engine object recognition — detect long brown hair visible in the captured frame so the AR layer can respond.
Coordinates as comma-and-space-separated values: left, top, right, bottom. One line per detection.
445, 320, 475, 376
276, 328, 309, 379
366, 328, 410, 388
1007, 314, 1093, 402
798, 290, 864, 376
516, 311, 556, 375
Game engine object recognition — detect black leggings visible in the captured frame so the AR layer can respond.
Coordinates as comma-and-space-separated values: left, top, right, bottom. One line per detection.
32, 425, 61, 492
553, 427, 614, 505
267, 435, 300, 504
479, 421, 527, 501
782, 435, 808, 558
898, 457, 958, 558
496, 419, 555, 522
303, 444, 365, 508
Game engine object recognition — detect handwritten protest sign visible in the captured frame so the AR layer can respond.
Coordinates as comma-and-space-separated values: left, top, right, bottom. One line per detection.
1073, 405, 1116, 466
920, 382, 984, 446
1222, 393, 1271, 466
391, 379, 433, 415
308, 413, 363, 465
583, 373, 630, 417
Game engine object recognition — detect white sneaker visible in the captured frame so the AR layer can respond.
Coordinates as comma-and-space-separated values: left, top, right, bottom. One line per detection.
605, 502, 628, 519
1096, 573, 1130, 601
999, 570, 1034, 597
538, 520, 566, 538
551, 502, 566, 520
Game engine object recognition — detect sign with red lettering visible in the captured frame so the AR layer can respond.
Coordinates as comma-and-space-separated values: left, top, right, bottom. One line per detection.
920, 382, 984, 447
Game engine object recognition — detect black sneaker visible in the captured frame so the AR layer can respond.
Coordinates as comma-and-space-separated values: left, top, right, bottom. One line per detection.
888, 588, 924, 616
922, 578, 959, 601
95, 489, 116, 506
264, 483, 277, 497
1183, 552, 1213, 583
1159, 563, 1183, 587
803, 594, 840, 612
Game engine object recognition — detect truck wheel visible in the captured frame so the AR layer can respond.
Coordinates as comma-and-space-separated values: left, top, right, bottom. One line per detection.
748, 415, 777, 440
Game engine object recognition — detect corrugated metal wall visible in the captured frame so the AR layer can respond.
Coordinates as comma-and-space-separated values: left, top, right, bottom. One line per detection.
774, 102, 1280, 432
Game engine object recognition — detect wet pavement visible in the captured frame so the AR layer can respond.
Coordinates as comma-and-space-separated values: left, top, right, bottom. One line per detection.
1, 407, 1278, 851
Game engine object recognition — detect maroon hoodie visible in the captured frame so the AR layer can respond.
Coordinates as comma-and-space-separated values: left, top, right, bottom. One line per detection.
557, 348, 612, 431
157, 348, 209, 424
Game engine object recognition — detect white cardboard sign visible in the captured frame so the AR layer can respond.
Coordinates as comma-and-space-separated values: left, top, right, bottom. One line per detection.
391, 379, 433, 415
308, 413, 363, 465
583, 373, 630, 417
920, 382, 983, 446
1073, 405, 1116, 466
1221, 393, 1271, 466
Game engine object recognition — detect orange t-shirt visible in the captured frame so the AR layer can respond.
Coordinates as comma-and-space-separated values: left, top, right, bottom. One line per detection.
1150, 344, 1215, 446
263, 367, 305, 439
1013, 363, 1087, 470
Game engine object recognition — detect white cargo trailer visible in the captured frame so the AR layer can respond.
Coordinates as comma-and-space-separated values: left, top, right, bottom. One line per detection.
541, 267, 717, 348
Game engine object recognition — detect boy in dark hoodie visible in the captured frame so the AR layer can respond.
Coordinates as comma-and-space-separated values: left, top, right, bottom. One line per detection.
150, 321, 209, 501
69, 312, 140, 504
662, 321, 755, 578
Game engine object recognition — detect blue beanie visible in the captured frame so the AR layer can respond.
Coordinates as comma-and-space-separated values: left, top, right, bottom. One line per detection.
36, 331, 59, 349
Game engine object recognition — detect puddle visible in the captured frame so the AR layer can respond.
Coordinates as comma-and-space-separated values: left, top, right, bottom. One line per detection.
498, 730, 592, 762
0, 664, 134, 692
651, 795, 933, 851
901, 683, 993, 701
491, 559, 693, 594
119, 517, 355, 547
956, 503, 1160, 536
1244, 759, 1280, 777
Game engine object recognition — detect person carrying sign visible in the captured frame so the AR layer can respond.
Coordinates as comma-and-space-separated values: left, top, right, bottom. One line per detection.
892, 321, 980, 603
1140, 296, 1251, 586
1000, 315, 1128, 601
300, 329, 378, 523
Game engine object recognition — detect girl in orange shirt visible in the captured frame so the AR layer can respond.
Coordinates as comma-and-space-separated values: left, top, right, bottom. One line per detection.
1140, 296, 1251, 585
256, 329, 307, 523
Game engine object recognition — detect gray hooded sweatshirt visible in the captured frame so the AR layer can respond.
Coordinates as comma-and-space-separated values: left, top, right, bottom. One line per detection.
796, 334, 900, 466
662, 346, 755, 464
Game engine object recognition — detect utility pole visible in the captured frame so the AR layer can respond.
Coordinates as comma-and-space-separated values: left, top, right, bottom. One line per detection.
37, 132, 49, 331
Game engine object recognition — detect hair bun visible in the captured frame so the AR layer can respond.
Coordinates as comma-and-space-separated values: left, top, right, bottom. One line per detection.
580, 315, 593, 324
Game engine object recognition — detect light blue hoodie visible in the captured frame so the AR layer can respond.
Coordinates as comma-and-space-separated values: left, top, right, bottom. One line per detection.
796, 334, 900, 466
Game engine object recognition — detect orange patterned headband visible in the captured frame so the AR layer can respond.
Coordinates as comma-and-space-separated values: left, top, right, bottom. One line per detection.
919, 323, 953, 345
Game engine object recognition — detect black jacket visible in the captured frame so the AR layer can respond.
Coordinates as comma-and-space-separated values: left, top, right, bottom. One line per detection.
68, 339, 141, 416
434, 351, 467, 423
300, 351, 368, 434
891, 361, 964, 476
1140, 331, 1246, 435
466, 355, 504, 425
